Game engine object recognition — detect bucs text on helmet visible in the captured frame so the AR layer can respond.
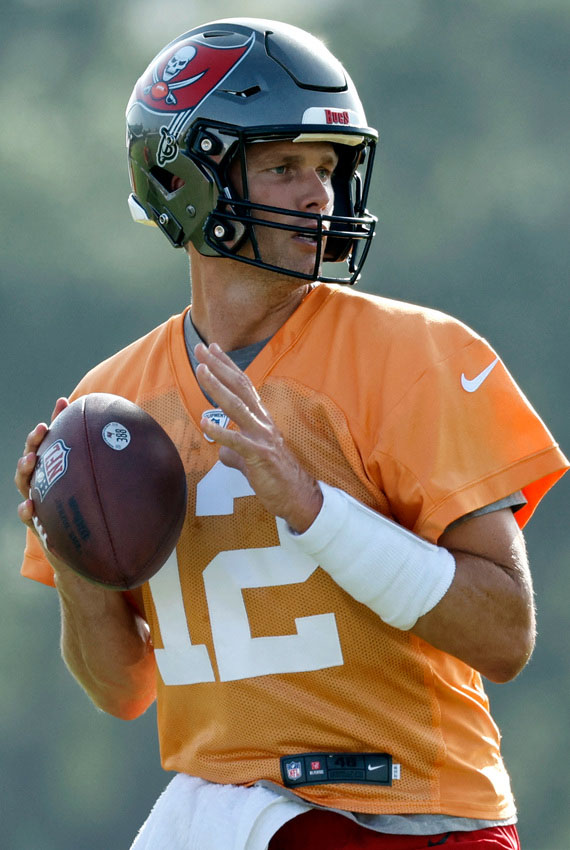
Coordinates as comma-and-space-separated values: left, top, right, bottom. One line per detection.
126, 18, 378, 284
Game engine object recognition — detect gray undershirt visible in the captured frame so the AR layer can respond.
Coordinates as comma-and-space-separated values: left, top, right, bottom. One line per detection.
184, 310, 520, 835
184, 310, 270, 406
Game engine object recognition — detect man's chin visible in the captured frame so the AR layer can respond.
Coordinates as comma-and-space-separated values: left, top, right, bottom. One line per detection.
232, 246, 321, 281
271, 240, 325, 278
271, 254, 321, 281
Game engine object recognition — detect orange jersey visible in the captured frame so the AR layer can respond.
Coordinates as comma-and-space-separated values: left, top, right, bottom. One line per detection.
22, 284, 568, 819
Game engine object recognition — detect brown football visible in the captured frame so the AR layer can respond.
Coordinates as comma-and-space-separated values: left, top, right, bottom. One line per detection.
30, 393, 187, 589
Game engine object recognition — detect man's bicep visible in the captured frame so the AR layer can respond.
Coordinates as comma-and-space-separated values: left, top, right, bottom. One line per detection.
415, 509, 535, 679
439, 507, 530, 585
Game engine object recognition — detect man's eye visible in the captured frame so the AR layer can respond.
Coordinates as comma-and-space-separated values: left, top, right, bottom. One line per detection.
271, 165, 287, 175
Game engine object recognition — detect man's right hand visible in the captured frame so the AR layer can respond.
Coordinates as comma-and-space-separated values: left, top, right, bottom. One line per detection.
15, 398, 71, 573
15, 397, 69, 531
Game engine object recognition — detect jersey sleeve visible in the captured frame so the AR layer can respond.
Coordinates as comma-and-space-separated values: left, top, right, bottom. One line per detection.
21, 528, 56, 587
370, 333, 568, 542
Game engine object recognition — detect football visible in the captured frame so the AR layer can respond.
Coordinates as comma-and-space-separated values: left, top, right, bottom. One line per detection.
30, 393, 187, 590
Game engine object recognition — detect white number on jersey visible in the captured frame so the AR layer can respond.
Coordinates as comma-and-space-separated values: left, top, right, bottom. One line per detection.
149, 461, 343, 684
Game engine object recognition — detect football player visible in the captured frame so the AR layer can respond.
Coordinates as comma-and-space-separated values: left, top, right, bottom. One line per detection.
16, 18, 568, 850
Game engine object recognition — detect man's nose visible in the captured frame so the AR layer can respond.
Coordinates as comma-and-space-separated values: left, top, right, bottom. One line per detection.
299, 170, 333, 213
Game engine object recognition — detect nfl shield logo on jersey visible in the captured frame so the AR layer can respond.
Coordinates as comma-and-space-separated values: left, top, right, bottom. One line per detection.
284, 760, 303, 782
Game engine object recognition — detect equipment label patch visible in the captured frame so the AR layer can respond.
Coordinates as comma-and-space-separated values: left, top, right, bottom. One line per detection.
102, 422, 131, 451
281, 752, 393, 788
33, 439, 71, 501
202, 408, 230, 442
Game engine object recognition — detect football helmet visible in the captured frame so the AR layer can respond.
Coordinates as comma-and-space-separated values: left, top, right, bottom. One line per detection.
126, 18, 378, 283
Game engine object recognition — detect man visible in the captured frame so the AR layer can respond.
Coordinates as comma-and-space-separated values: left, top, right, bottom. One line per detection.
16, 18, 568, 850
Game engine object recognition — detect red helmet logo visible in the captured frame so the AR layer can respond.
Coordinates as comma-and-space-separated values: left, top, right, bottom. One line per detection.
136, 36, 253, 114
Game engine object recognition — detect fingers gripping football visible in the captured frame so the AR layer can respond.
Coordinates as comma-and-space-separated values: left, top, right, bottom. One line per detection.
15, 398, 69, 529
15, 398, 78, 577
195, 343, 322, 533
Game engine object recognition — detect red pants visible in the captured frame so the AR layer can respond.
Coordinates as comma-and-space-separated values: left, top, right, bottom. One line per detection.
269, 809, 521, 849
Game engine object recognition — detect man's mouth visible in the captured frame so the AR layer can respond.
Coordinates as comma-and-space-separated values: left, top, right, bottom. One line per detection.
294, 232, 318, 244
293, 226, 328, 245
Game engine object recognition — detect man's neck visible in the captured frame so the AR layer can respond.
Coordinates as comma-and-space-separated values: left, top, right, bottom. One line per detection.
188, 250, 312, 351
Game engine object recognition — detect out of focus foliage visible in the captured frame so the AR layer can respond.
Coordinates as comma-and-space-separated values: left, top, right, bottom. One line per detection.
1, 2, 568, 848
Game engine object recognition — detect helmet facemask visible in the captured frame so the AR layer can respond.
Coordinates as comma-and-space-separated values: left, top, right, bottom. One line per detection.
194, 124, 377, 284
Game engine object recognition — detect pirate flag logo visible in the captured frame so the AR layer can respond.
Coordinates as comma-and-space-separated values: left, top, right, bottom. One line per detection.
135, 35, 254, 165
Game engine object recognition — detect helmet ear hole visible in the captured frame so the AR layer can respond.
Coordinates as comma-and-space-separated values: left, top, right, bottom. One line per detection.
149, 166, 183, 195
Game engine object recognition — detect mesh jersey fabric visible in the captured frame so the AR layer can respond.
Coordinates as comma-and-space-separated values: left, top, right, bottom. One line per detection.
187, 302, 520, 840
185, 308, 527, 539
21, 284, 568, 820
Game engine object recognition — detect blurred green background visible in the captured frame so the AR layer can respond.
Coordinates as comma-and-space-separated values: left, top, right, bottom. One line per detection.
1, 1, 568, 847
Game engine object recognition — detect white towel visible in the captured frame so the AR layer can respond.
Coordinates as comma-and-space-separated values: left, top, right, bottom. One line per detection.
129, 773, 311, 850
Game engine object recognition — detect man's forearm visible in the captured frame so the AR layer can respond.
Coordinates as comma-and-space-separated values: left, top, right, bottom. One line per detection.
281, 482, 534, 683
55, 567, 156, 720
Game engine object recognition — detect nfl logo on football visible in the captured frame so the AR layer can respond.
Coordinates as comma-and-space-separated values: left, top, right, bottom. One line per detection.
285, 760, 303, 781
34, 439, 71, 501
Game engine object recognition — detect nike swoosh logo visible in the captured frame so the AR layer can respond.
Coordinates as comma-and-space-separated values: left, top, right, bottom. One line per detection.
367, 764, 386, 772
461, 356, 499, 392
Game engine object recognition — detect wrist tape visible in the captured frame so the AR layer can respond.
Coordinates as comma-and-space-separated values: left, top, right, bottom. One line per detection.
278, 482, 455, 630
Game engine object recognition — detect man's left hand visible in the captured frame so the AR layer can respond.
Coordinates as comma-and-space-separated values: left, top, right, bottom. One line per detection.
195, 342, 322, 533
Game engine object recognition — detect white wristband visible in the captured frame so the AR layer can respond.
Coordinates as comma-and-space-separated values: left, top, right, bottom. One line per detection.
278, 482, 455, 630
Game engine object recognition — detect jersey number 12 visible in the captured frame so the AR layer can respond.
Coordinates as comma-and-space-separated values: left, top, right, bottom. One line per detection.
148, 462, 344, 684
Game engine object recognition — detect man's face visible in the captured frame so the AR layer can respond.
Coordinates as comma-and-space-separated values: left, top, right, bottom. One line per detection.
228, 140, 338, 278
